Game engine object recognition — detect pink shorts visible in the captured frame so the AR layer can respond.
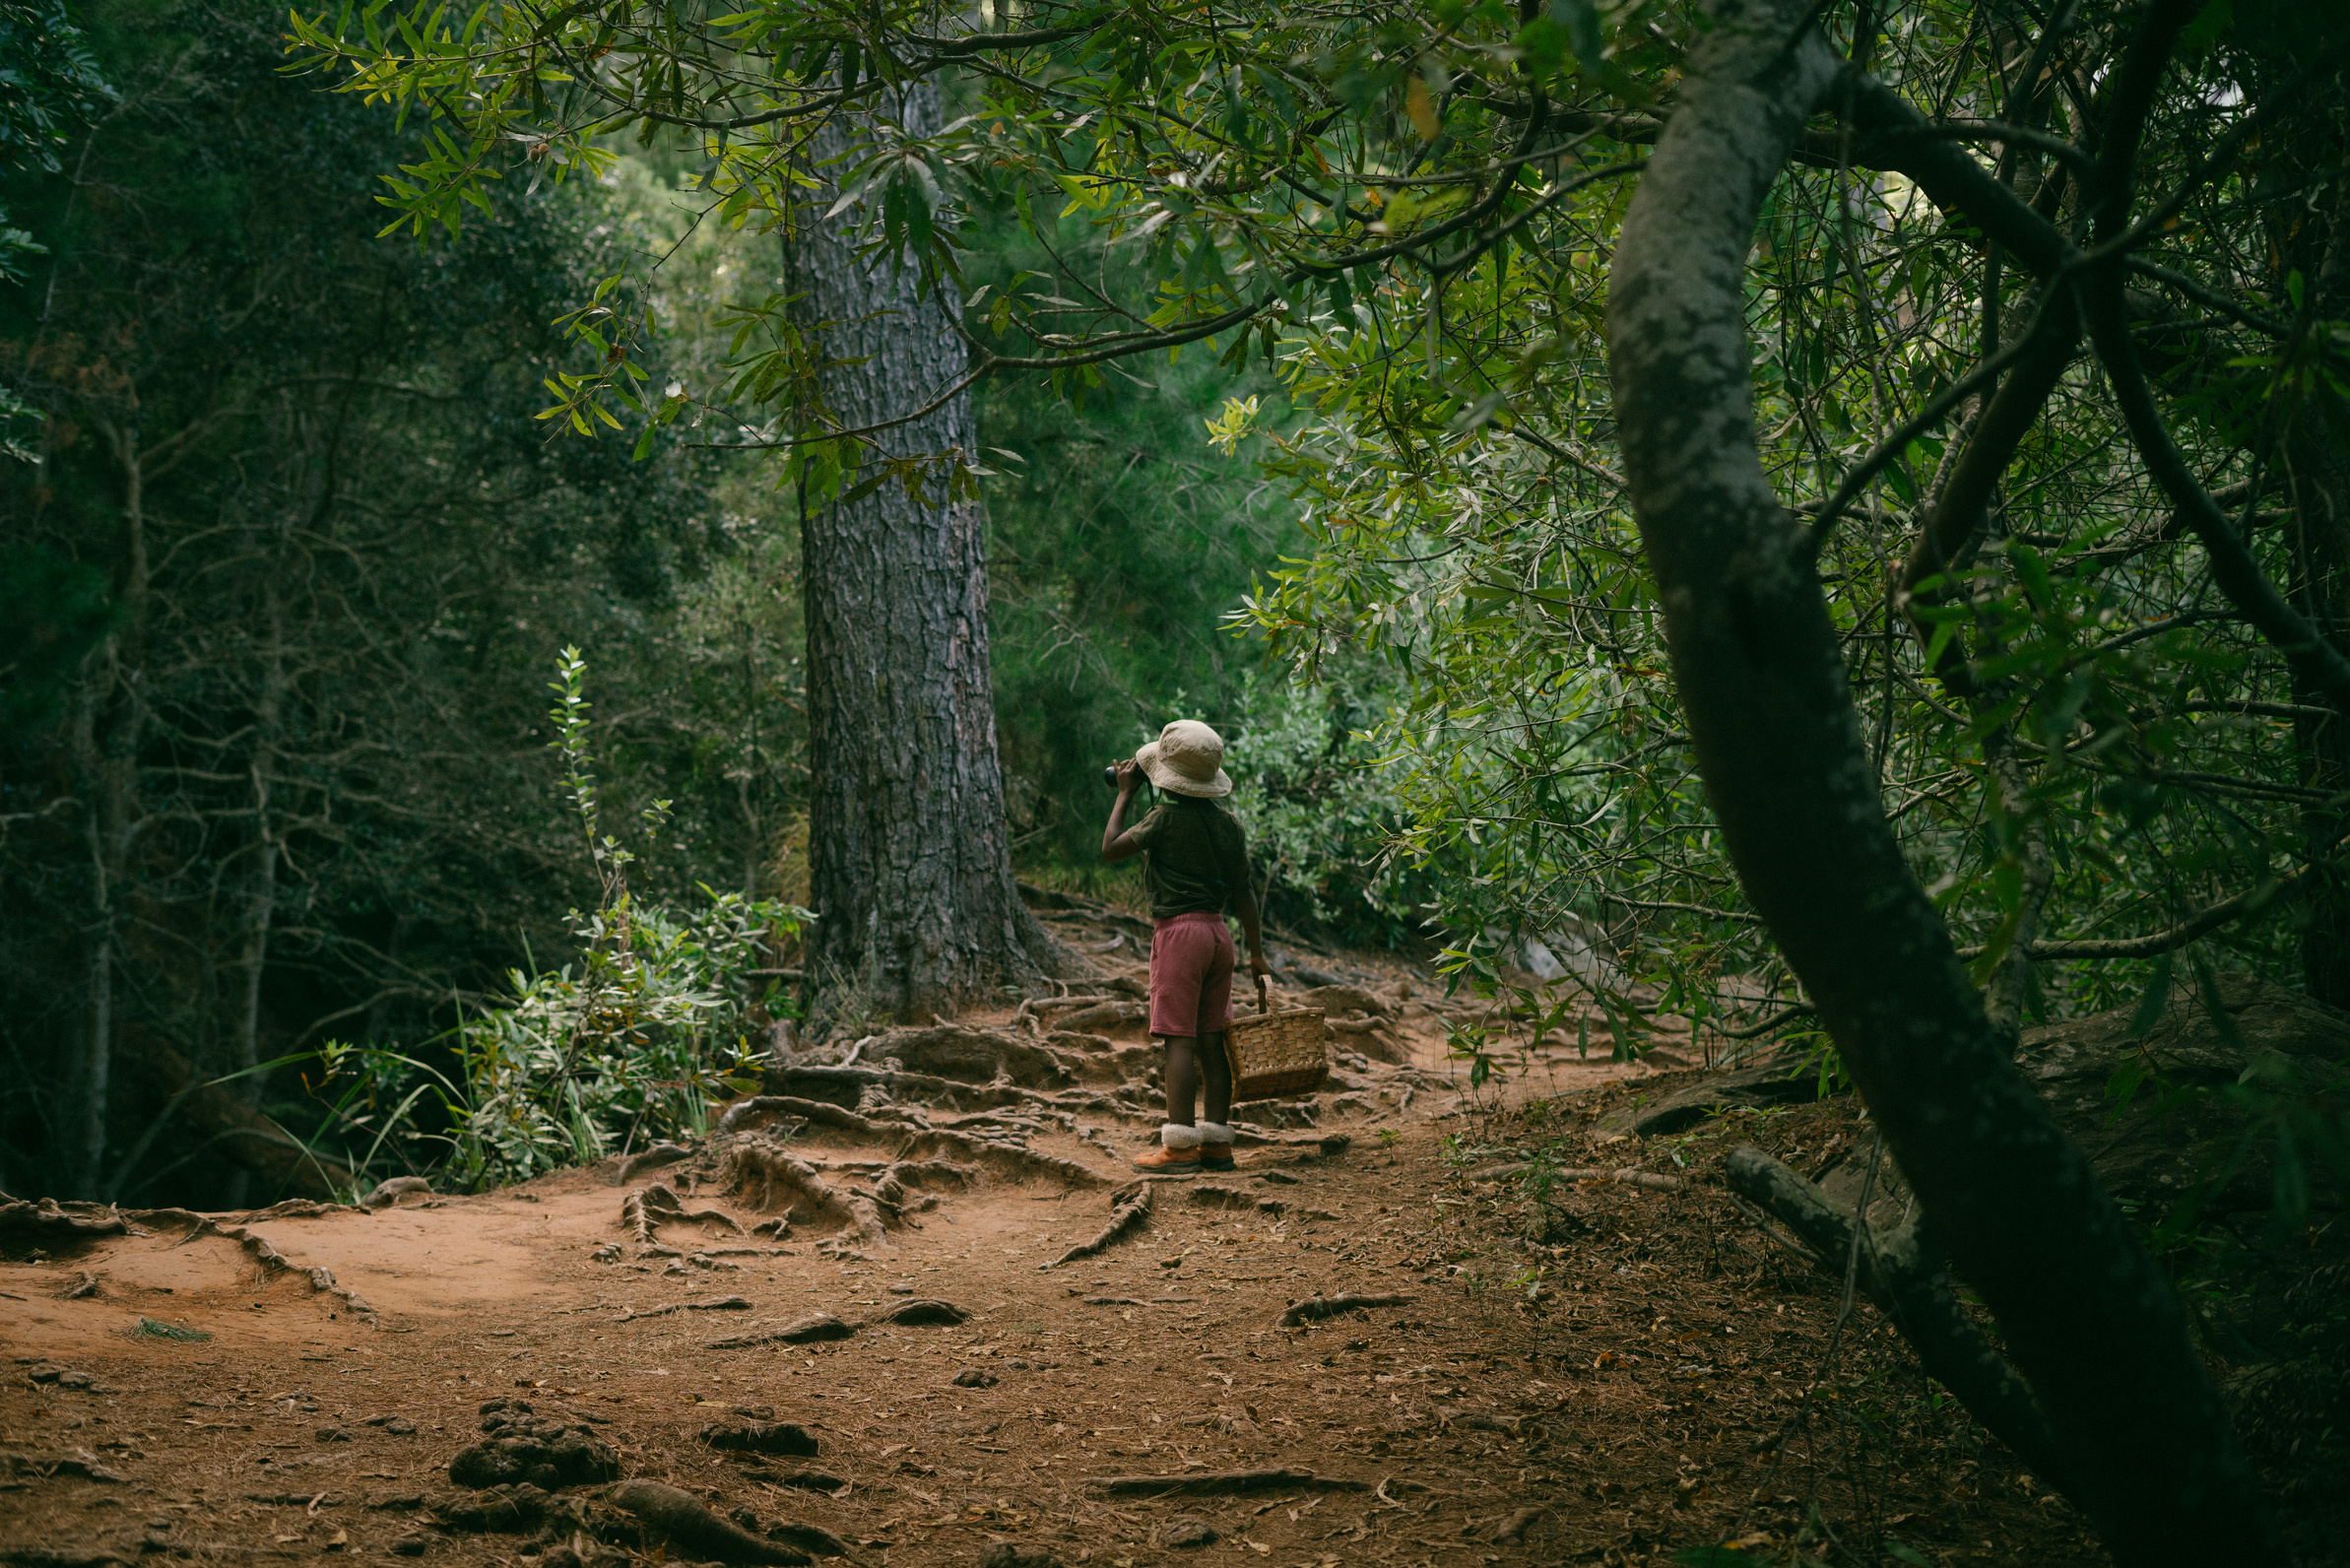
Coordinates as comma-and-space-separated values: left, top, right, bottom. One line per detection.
1147, 912, 1235, 1038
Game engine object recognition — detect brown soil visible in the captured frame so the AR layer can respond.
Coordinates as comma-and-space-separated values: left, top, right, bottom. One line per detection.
0, 931, 2138, 1568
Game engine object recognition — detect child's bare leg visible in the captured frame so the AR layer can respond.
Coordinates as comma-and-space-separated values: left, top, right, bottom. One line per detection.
1134, 1035, 1207, 1172
1201, 1033, 1233, 1125
1162, 1035, 1199, 1126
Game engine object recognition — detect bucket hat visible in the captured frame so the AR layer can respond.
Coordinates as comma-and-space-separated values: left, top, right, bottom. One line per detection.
1134, 719, 1232, 798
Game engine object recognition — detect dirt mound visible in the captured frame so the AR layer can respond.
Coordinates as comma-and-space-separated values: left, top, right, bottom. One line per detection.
2015, 972, 2347, 1208
1806, 973, 2349, 1220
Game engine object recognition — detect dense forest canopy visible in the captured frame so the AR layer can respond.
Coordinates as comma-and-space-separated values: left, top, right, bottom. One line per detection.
267, 0, 2350, 1033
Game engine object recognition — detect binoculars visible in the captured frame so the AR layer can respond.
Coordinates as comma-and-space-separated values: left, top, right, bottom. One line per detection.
1101, 764, 1122, 789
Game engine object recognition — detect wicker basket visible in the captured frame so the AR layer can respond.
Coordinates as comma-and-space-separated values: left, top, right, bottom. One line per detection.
1223, 1007, 1329, 1102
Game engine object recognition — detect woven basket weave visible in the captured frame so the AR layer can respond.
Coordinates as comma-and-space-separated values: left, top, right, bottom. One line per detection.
1223, 1007, 1329, 1103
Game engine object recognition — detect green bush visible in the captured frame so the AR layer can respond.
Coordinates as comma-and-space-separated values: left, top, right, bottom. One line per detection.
317, 651, 811, 1193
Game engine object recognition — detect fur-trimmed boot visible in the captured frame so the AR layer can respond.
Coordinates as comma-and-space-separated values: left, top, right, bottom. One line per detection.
1132, 1122, 1203, 1174
1198, 1121, 1238, 1172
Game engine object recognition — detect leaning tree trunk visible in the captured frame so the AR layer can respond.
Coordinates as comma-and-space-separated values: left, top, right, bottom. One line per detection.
1603, 2, 2276, 1562
793, 84, 1057, 1027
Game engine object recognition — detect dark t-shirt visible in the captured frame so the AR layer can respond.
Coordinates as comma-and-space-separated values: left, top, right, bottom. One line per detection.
1127, 795, 1251, 920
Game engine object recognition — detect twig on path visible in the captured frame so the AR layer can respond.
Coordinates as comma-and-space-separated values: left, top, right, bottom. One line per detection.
1491, 1505, 1544, 1542
614, 1295, 752, 1322
1041, 1184, 1150, 1270
609, 1478, 810, 1565
1277, 1292, 1412, 1327
1468, 1162, 1685, 1191
1090, 1468, 1373, 1497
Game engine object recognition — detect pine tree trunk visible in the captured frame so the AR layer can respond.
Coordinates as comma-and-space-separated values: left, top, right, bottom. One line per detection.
793, 84, 1057, 1026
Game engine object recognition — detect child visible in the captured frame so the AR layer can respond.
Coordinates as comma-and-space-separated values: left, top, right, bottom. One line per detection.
1101, 720, 1272, 1174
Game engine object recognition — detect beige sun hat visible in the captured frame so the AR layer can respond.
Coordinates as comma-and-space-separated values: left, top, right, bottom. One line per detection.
1134, 719, 1232, 798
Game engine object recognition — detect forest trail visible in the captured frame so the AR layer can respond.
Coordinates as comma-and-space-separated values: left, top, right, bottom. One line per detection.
1, 918, 2110, 1568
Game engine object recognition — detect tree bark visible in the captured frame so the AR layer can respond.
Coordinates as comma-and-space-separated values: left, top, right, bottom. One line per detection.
793, 84, 1057, 1026
1603, 3, 2277, 1561
63, 418, 153, 1199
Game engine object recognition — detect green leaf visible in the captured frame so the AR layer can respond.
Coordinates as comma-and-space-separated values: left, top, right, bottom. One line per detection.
2125, 951, 2175, 1040
2188, 951, 2247, 1053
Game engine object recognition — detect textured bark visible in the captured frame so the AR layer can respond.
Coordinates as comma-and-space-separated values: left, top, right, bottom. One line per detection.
1725, 1145, 2071, 1491
1604, 3, 2277, 1561
794, 84, 1056, 1025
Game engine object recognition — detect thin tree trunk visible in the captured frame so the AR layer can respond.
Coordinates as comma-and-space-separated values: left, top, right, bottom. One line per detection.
234, 720, 282, 1096
793, 84, 1057, 1026
64, 419, 152, 1198
1603, 4, 2276, 1561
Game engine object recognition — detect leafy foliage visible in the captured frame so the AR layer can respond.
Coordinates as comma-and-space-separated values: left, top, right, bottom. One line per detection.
319, 652, 811, 1193
284, 0, 2350, 1055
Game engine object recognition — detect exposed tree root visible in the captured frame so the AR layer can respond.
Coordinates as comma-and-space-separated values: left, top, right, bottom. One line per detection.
0, 1195, 130, 1239
620, 1182, 746, 1247
607, 1479, 810, 1566
1186, 1185, 1262, 1211
1277, 1293, 1411, 1327
174, 1217, 377, 1321
890, 1130, 1106, 1189
765, 1522, 852, 1559
716, 1143, 887, 1252
1469, 1162, 1684, 1192
868, 1158, 972, 1209
697, 1421, 819, 1456
1491, 1505, 1544, 1543
716, 1097, 884, 1139
1724, 1143, 2072, 1493
1042, 1185, 1151, 1270
613, 1295, 751, 1322
619, 1143, 695, 1184
881, 1298, 968, 1326
1016, 993, 1114, 1031
360, 1177, 432, 1209
426, 1481, 554, 1533
237, 1199, 366, 1220
1051, 1001, 1147, 1034
1089, 1468, 1371, 1497
766, 1063, 1131, 1119
707, 1314, 857, 1349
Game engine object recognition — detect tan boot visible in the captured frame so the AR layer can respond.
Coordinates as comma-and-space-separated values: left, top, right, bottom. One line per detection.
1198, 1121, 1237, 1172
1133, 1124, 1203, 1175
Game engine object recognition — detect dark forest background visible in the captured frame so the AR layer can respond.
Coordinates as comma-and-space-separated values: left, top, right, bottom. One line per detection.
0, 0, 1381, 1207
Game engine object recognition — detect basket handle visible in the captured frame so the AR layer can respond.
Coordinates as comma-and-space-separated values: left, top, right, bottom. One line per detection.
1255, 971, 1271, 1014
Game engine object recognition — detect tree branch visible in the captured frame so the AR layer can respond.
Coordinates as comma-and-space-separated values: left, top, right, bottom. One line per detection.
1725, 1145, 2072, 1490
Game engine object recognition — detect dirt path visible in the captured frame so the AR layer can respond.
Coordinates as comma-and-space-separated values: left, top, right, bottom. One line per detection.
0, 1106, 1616, 1562
1, 936, 2116, 1568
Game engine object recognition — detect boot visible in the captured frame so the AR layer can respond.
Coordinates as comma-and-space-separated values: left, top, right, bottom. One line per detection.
1198, 1121, 1237, 1172
1132, 1123, 1203, 1174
